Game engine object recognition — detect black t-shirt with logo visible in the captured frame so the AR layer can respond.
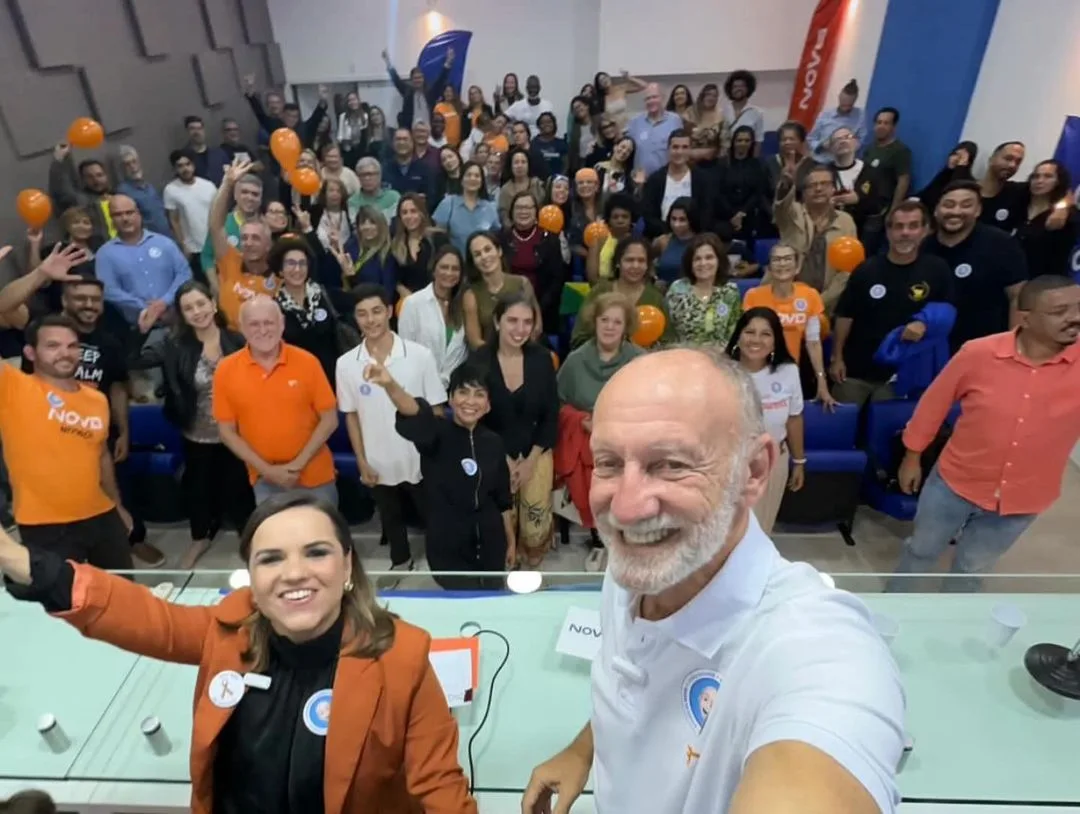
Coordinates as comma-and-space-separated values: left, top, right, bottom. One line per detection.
923, 223, 1028, 353
862, 140, 913, 204
979, 180, 1029, 234
835, 253, 955, 382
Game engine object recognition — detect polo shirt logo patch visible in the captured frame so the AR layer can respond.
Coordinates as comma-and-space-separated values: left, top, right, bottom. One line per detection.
995, 208, 1009, 222
793, 298, 808, 312
869, 284, 886, 300
909, 282, 929, 302
359, 383, 372, 396
954, 263, 972, 279
683, 670, 721, 733
861, 181, 871, 195
148, 246, 162, 259
460, 457, 478, 476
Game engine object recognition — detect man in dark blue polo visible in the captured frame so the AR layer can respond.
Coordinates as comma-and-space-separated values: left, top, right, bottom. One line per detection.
382, 128, 434, 204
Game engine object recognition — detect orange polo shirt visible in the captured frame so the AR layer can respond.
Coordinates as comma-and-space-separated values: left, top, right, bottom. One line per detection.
212, 344, 336, 487
903, 331, 1080, 515
743, 282, 827, 361
216, 247, 280, 330
0, 365, 114, 525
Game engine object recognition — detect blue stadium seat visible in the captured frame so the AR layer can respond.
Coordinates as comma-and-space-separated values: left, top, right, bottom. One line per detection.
863, 400, 919, 520
761, 131, 779, 157
753, 238, 778, 269
329, 412, 359, 479
734, 278, 759, 299
570, 255, 586, 282
127, 404, 182, 477
777, 402, 866, 538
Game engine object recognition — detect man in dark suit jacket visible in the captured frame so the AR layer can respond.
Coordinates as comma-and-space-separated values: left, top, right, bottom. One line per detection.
641, 130, 713, 238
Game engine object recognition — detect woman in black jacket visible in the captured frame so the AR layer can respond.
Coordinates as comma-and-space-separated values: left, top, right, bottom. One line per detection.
499, 190, 566, 349
715, 125, 773, 244
470, 290, 558, 567
159, 281, 254, 567
269, 235, 343, 388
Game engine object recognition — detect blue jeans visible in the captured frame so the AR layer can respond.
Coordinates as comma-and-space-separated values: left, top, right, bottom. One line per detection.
252, 479, 339, 507
887, 467, 1036, 593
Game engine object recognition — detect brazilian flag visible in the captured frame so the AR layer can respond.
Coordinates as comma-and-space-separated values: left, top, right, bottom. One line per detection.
559, 282, 590, 317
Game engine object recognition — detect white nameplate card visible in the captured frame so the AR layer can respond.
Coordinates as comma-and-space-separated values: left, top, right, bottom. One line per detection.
429, 638, 479, 708
555, 607, 602, 662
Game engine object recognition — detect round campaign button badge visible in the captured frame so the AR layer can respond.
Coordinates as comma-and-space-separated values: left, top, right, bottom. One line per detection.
359, 383, 372, 396
263, 277, 277, 291
148, 246, 162, 259
995, 208, 1009, 222
770, 381, 783, 394
460, 457, 478, 476
871, 158, 880, 167
314, 308, 328, 322
716, 301, 729, 318
869, 284, 887, 300
954, 263, 972, 279
208, 670, 245, 709
227, 234, 240, 247
793, 298, 808, 312
303, 689, 333, 736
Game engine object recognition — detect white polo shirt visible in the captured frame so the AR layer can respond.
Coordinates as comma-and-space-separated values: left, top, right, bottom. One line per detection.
335, 334, 447, 486
591, 515, 905, 813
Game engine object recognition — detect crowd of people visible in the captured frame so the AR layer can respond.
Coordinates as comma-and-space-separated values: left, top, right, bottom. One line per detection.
0, 57, 1077, 593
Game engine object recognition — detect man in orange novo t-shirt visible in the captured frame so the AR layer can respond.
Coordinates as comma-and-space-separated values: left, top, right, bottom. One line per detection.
213, 295, 339, 505
208, 157, 279, 329
0, 314, 133, 568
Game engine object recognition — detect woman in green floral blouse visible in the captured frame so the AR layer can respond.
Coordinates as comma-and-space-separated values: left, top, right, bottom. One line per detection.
664, 232, 743, 346
570, 235, 676, 349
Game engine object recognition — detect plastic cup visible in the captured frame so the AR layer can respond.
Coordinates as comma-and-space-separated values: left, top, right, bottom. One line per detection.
872, 612, 900, 646
986, 603, 1026, 648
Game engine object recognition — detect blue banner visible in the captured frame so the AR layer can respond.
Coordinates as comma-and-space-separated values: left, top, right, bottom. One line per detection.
1054, 117, 1080, 280
418, 30, 472, 97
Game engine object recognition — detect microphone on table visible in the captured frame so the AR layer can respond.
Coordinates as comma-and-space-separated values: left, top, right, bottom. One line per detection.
1024, 638, 1080, 699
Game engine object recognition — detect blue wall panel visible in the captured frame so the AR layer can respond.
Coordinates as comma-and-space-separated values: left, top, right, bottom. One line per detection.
865, 0, 1001, 189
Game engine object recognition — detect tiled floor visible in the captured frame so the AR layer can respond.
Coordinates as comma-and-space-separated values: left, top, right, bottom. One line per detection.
135, 464, 1080, 591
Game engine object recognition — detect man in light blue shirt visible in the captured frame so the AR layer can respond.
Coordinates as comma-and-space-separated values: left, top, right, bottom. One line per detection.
808, 79, 866, 163
115, 145, 174, 240
627, 84, 685, 178
95, 195, 191, 333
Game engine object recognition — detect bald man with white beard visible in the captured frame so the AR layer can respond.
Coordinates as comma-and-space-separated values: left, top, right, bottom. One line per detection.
523, 347, 905, 814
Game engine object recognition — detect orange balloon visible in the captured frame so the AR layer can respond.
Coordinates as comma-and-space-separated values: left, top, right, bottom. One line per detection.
827, 236, 866, 273
270, 127, 302, 171
538, 204, 565, 234
584, 221, 610, 248
395, 295, 408, 317
291, 167, 321, 197
550, 350, 560, 370
67, 117, 104, 149
632, 305, 665, 347
16, 189, 52, 229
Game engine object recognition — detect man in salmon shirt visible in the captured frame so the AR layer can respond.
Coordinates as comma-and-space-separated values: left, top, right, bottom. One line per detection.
207, 157, 278, 329
213, 295, 339, 505
0, 243, 134, 568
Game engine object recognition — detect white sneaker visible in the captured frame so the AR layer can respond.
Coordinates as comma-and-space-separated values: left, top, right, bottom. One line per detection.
380, 559, 415, 589
584, 548, 607, 573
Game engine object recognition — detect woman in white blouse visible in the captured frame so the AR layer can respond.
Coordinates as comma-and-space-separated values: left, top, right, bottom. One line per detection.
397, 244, 468, 386
726, 305, 806, 533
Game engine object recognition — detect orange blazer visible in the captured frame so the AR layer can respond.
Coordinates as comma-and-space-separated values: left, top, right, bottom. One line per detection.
58, 564, 478, 814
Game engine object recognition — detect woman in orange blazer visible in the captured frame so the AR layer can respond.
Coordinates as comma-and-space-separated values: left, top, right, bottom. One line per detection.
0, 492, 476, 814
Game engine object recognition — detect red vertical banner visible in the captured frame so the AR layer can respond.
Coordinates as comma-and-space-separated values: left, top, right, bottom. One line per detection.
787, 0, 851, 129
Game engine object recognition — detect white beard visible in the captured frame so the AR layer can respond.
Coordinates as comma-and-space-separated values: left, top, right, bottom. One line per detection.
598, 457, 746, 596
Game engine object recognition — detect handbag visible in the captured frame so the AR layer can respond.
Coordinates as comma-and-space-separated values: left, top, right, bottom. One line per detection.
319, 285, 362, 354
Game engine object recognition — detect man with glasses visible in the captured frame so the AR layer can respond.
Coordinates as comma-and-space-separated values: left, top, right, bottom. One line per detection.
772, 163, 857, 314
828, 126, 890, 255
889, 275, 1080, 591
627, 83, 684, 177
348, 157, 400, 223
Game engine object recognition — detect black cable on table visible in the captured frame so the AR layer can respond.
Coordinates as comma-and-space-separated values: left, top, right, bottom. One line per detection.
465, 628, 510, 795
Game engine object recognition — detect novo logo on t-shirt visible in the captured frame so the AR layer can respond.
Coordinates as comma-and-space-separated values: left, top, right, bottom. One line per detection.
46, 391, 104, 437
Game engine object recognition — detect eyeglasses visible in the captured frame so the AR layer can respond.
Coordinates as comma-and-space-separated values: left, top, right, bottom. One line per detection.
282, 259, 309, 269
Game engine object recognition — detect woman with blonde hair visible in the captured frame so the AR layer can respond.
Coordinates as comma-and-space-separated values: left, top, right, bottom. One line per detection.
0, 492, 476, 813
555, 291, 644, 568
389, 193, 446, 301
333, 206, 396, 300
686, 82, 726, 166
